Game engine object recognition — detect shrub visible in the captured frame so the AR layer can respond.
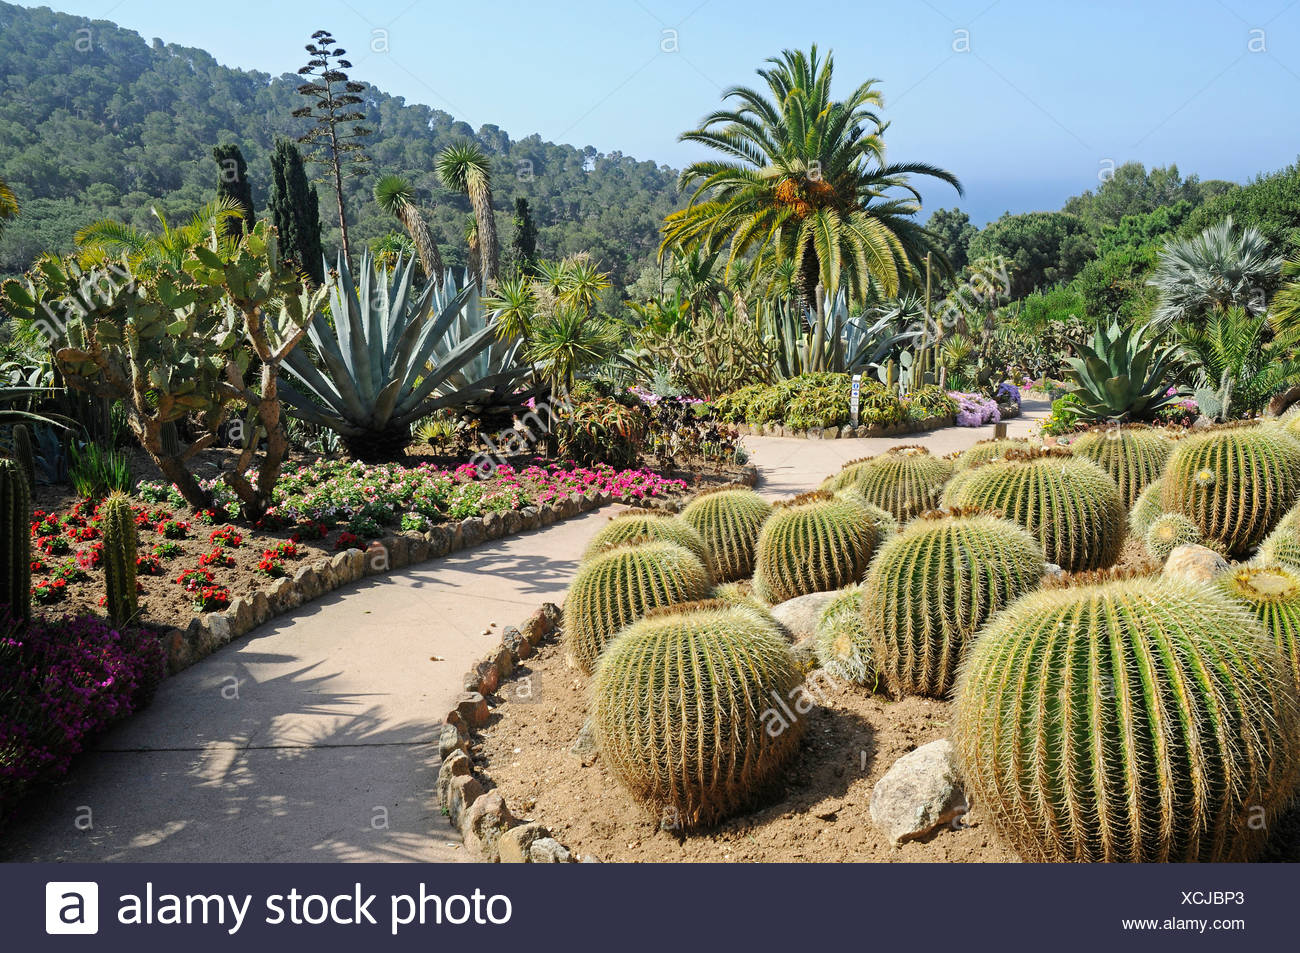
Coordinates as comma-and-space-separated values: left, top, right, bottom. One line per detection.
555, 396, 647, 469
68, 442, 132, 501
954, 577, 1300, 862
865, 512, 1044, 698
679, 486, 772, 583
752, 491, 878, 604
592, 600, 805, 828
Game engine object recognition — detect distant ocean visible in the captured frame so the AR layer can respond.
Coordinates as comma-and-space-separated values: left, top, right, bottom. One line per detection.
938, 176, 1104, 227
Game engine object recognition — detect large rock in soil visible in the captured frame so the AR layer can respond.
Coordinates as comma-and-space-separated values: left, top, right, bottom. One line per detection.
869, 739, 968, 847
769, 590, 840, 642
1162, 544, 1229, 585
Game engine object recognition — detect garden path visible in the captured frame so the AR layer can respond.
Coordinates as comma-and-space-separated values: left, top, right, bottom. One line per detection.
0, 399, 1047, 863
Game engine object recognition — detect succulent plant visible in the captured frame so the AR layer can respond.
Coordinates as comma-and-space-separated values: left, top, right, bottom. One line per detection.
813, 586, 874, 685
10, 423, 35, 493
828, 446, 953, 521
1217, 566, 1300, 696
1062, 319, 1181, 422
831, 487, 899, 537
1256, 503, 1300, 571
953, 576, 1300, 862
940, 449, 1125, 571
1068, 426, 1173, 507
752, 491, 878, 604
99, 491, 138, 626
952, 438, 1030, 472
583, 509, 711, 573
0, 458, 31, 623
280, 253, 531, 461
1144, 512, 1204, 562
1161, 425, 1300, 556
865, 511, 1044, 698
678, 487, 772, 583
1128, 478, 1164, 541
592, 599, 805, 828
564, 540, 712, 674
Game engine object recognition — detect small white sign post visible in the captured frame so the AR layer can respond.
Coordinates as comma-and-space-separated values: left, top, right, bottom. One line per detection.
850, 374, 861, 428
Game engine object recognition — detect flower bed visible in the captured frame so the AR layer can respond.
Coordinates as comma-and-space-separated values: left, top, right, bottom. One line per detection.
948, 391, 1001, 427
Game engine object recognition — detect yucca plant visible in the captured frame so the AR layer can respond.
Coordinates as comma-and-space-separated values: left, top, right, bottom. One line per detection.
1063, 320, 1181, 422
280, 253, 529, 460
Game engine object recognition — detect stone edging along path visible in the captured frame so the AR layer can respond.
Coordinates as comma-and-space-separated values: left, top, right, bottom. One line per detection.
731, 413, 955, 441
159, 462, 758, 675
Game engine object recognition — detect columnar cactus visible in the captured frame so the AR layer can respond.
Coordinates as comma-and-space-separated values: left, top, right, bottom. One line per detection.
592, 600, 805, 828
0, 458, 31, 624
1217, 566, 1300, 696
679, 487, 771, 583
99, 491, 139, 626
1257, 503, 1300, 571
1144, 512, 1204, 562
952, 438, 1030, 472
1069, 426, 1173, 507
1161, 425, 1300, 556
11, 423, 35, 493
940, 448, 1125, 571
564, 540, 712, 673
828, 446, 953, 521
1128, 478, 1164, 541
953, 577, 1300, 862
752, 491, 878, 604
865, 512, 1044, 698
583, 509, 711, 573
813, 586, 874, 685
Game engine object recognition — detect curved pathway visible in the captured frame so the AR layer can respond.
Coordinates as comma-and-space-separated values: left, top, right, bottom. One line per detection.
0, 400, 1047, 862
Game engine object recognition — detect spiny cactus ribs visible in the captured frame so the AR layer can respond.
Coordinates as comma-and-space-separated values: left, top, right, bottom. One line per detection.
1128, 478, 1164, 541
592, 600, 805, 828
1069, 426, 1173, 508
940, 449, 1125, 571
753, 491, 877, 604
582, 509, 711, 574
954, 577, 1300, 862
814, 586, 873, 686
1161, 425, 1300, 556
1, 458, 32, 624
865, 512, 1044, 698
679, 487, 771, 583
100, 491, 139, 626
828, 446, 953, 521
563, 540, 712, 674
1144, 511, 1202, 562
1218, 566, 1300, 695
951, 437, 1030, 472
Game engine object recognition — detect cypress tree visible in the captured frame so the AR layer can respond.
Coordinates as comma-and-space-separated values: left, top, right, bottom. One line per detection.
509, 197, 537, 276
211, 143, 255, 236
268, 138, 325, 285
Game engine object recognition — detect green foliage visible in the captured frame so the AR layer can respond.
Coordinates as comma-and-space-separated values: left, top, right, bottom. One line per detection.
760, 290, 918, 379
1038, 393, 1082, 436
0, 457, 31, 624
966, 211, 1095, 298
679, 486, 772, 583
865, 512, 1043, 698
1175, 307, 1300, 420
924, 207, 977, 273
1181, 160, 1300, 251
814, 586, 873, 685
1145, 511, 1203, 562
753, 491, 878, 604
211, 144, 254, 238
1067, 427, 1173, 507
1064, 162, 1206, 229
1069, 243, 1159, 322
279, 253, 527, 461
1015, 285, 1085, 332
564, 540, 712, 674
554, 395, 646, 468
100, 491, 138, 626
68, 441, 131, 500
592, 600, 805, 828
583, 510, 710, 572
941, 449, 1125, 571
1218, 566, 1300, 697
1150, 218, 1281, 327
1063, 320, 1180, 422
634, 297, 774, 398
268, 139, 324, 285
508, 198, 537, 277
1161, 426, 1300, 556
953, 577, 1300, 862
828, 445, 953, 520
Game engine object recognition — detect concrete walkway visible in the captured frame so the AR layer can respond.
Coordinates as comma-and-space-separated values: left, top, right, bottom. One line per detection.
0, 400, 1047, 863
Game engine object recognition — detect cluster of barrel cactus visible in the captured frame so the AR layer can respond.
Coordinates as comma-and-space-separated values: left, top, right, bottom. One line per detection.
828, 446, 952, 520
813, 586, 873, 685
678, 486, 771, 582
1144, 512, 1203, 562
1068, 426, 1172, 507
752, 491, 878, 604
583, 509, 711, 574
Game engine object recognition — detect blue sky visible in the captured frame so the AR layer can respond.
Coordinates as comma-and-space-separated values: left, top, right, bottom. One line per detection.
39, 0, 1300, 224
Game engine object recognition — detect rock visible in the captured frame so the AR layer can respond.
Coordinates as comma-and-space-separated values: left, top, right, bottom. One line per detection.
806, 427, 823, 440
539, 602, 562, 631
454, 691, 490, 728
227, 597, 254, 637
483, 511, 506, 539
1043, 562, 1065, 578
446, 774, 484, 830
499, 822, 549, 863
501, 625, 528, 658
406, 533, 429, 564
460, 517, 486, 548
383, 535, 409, 570
204, 611, 232, 650
436, 749, 471, 812
438, 723, 467, 761
250, 590, 271, 626
345, 548, 366, 580
465, 660, 498, 695
1162, 544, 1230, 585
269, 576, 300, 612
570, 717, 597, 759
519, 507, 539, 531
528, 837, 571, 863
869, 739, 968, 847
330, 550, 355, 585
293, 564, 322, 600
462, 791, 516, 861
425, 526, 451, 559
768, 590, 840, 642
839, 425, 855, 439
313, 558, 336, 591
503, 510, 523, 535
492, 645, 514, 682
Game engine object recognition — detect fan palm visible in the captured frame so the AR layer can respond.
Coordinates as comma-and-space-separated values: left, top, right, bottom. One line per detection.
374, 175, 444, 285
75, 198, 245, 272
437, 142, 499, 285
1149, 217, 1282, 327
662, 46, 961, 309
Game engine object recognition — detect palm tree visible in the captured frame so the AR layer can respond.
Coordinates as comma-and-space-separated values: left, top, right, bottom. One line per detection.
370, 231, 415, 271
1270, 256, 1300, 344
0, 177, 18, 237
555, 254, 611, 312
75, 198, 245, 271
1149, 217, 1282, 327
437, 142, 499, 286
483, 274, 537, 343
662, 46, 961, 310
526, 305, 623, 396
373, 175, 444, 285
1175, 306, 1300, 419
665, 245, 727, 320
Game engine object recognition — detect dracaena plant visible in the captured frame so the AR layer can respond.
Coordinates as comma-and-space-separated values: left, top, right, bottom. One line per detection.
1063, 319, 1181, 422
278, 253, 530, 461
0, 221, 328, 517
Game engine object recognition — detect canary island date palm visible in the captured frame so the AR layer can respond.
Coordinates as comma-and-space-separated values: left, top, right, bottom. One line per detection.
279, 252, 526, 460
662, 46, 962, 307
374, 175, 444, 286
437, 142, 499, 286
